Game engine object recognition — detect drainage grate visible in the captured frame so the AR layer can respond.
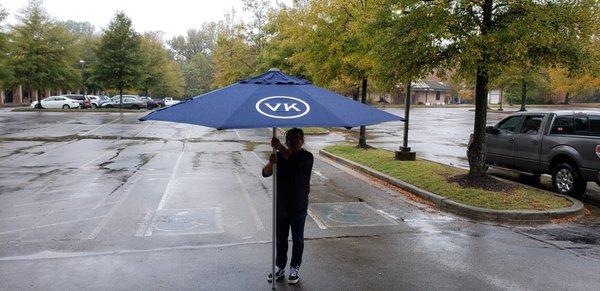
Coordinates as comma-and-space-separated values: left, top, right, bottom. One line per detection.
308, 202, 398, 228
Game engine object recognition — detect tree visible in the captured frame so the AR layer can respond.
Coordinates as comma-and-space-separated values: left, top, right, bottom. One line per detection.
494, 66, 549, 110
271, 0, 378, 148
182, 53, 213, 96
139, 33, 184, 97
168, 23, 218, 61
377, 0, 598, 177
0, 5, 13, 88
11, 0, 77, 107
548, 66, 600, 104
58, 20, 101, 93
211, 24, 259, 87
93, 12, 142, 104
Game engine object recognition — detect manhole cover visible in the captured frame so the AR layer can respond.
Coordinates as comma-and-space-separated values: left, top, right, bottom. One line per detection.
151, 208, 223, 235
309, 202, 398, 227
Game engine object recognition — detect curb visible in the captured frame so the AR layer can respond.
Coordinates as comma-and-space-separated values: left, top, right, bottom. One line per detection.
319, 149, 584, 223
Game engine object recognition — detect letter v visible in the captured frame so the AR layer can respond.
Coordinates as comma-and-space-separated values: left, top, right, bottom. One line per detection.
264, 103, 281, 111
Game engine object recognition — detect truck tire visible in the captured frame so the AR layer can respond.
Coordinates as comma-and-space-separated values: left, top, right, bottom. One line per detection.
551, 162, 586, 197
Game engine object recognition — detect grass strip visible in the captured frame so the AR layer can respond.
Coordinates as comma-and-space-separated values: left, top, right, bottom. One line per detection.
324, 145, 572, 210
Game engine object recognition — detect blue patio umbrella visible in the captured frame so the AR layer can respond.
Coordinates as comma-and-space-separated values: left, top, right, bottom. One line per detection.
140, 69, 404, 288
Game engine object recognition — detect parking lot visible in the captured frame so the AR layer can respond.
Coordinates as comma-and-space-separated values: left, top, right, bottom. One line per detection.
1, 109, 600, 290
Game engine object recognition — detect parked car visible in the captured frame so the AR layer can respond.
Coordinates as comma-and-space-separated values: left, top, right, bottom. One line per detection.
143, 97, 166, 109
30, 96, 80, 109
110, 95, 139, 102
480, 111, 600, 196
164, 97, 180, 106
101, 96, 145, 109
63, 94, 92, 109
87, 95, 109, 109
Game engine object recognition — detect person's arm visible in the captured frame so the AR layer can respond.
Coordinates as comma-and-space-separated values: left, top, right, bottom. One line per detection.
271, 137, 291, 160
262, 153, 277, 177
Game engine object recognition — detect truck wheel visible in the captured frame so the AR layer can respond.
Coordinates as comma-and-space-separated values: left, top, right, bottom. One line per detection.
552, 163, 586, 197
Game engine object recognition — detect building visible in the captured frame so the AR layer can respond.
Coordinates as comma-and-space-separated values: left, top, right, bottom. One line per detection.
0, 86, 83, 106
488, 89, 501, 105
410, 80, 452, 105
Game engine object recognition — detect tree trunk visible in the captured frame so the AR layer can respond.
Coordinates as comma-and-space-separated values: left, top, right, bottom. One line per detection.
358, 77, 368, 148
351, 86, 359, 101
467, 0, 492, 178
498, 88, 503, 111
519, 79, 527, 111
34, 89, 42, 109
564, 92, 570, 104
468, 68, 489, 177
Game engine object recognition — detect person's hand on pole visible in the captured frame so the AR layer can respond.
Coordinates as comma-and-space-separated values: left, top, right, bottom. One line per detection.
272, 136, 291, 159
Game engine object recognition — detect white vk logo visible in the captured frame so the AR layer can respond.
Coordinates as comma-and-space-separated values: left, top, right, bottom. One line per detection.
255, 96, 310, 119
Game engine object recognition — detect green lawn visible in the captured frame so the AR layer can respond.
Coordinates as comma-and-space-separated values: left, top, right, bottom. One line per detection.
324, 145, 572, 210
282, 127, 329, 135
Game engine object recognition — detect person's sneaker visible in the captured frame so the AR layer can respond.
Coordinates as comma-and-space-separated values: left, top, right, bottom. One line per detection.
288, 267, 300, 284
267, 267, 285, 282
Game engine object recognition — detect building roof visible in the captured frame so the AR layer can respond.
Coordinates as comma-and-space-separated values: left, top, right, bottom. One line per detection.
411, 80, 452, 92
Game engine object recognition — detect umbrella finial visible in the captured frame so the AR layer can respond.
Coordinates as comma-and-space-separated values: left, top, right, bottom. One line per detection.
268, 67, 281, 72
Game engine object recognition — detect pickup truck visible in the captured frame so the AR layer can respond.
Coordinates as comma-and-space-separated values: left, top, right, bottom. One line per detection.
484, 111, 600, 197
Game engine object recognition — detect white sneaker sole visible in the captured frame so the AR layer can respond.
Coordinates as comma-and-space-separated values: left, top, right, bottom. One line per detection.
288, 278, 299, 284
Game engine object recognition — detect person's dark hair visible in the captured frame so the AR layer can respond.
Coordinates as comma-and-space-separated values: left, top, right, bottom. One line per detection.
286, 127, 304, 140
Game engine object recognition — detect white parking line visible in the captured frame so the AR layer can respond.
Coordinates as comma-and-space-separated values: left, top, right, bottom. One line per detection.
251, 151, 265, 163
134, 121, 154, 137
86, 175, 142, 240
307, 208, 328, 229
234, 172, 266, 232
156, 152, 184, 211
79, 151, 113, 168
81, 117, 120, 136
186, 125, 193, 139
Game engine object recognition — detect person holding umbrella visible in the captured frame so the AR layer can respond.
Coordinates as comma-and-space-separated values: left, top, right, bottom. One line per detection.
263, 128, 313, 285
139, 68, 403, 288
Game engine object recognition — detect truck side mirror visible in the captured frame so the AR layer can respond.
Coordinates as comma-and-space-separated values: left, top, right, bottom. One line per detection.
485, 126, 497, 134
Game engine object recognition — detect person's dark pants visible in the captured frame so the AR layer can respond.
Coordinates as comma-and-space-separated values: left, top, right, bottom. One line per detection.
276, 213, 307, 269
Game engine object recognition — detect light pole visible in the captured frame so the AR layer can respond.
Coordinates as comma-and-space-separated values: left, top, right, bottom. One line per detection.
395, 81, 416, 161
79, 60, 86, 99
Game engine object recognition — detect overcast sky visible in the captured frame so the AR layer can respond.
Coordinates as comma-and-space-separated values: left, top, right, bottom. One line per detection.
2, 0, 272, 39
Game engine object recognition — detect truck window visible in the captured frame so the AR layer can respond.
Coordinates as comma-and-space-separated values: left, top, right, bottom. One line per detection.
519, 115, 543, 135
588, 115, 600, 136
497, 116, 521, 134
574, 116, 589, 135
551, 115, 574, 134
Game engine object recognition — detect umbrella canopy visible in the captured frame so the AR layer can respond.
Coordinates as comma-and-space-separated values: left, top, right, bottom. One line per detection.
139, 69, 404, 128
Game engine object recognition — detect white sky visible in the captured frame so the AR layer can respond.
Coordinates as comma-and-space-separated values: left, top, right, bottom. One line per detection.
2, 0, 270, 39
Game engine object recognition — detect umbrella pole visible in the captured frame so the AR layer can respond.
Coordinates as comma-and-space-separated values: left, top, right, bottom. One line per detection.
272, 127, 277, 289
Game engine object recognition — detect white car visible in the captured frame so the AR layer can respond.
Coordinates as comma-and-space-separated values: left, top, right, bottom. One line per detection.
30, 96, 80, 109
164, 97, 180, 106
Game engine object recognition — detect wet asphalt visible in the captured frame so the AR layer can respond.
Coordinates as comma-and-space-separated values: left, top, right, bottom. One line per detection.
0, 108, 599, 290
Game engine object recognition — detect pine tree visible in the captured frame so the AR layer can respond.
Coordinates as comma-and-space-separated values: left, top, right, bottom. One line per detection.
94, 12, 142, 105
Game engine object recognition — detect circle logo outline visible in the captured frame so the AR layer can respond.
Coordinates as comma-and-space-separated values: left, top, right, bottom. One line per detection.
255, 96, 311, 119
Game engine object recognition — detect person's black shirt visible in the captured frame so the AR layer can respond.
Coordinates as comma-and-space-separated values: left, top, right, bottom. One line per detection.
263, 149, 313, 216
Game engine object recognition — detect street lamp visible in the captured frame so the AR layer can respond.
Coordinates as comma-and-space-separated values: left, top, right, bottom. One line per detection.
79, 60, 86, 99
